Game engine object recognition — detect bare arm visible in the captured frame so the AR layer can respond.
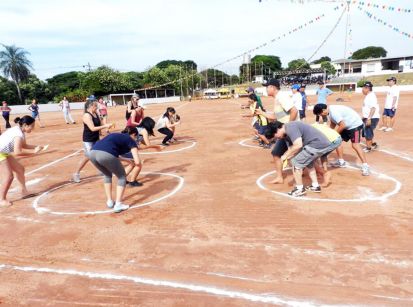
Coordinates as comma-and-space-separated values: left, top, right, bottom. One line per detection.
12, 137, 41, 156
129, 109, 143, 126
255, 109, 276, 120
334, 121, 346, 134
138, 130, 162, 151
281, 138, 303, 161
289, 106, 298, 121
130, 147, 141, 166
83, 113, 110, 132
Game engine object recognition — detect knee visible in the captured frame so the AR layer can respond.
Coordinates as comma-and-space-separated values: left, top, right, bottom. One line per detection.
103, 176, 112, 184
117, 176, 127, 187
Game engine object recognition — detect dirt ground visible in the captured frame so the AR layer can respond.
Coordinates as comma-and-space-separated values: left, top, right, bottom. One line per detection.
0, 91, 412, 306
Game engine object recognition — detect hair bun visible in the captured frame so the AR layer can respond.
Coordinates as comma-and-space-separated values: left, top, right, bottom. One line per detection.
14, 117, 21, 124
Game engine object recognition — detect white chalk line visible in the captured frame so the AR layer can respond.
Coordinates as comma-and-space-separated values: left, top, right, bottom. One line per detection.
239, 138, 262, 149
256, 165, 401, 203
9, 177, 46, 193
32, 172, 184, 215
0, 263, 346, 307
139, 140, 196, 155
360, 143, 413, 163
26, 149, 82, 176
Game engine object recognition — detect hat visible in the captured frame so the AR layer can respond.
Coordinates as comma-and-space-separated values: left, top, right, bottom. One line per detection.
262, 78, 280, 88
291, 84, 300, 90
317, 81, 325, 85
132, 93, 140, 99
87, 95, 96, 101
138, 101, 146, 109
300, 84, 306, 88
386, 76, 397, 82
246, 86, 254, 93
363, 81, 373, 89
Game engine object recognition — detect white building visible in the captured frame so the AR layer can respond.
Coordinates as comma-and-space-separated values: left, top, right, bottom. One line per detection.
333, 55, 413, 77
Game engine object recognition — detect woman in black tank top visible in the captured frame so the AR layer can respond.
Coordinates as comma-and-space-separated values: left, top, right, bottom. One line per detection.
73, 97, 113, 183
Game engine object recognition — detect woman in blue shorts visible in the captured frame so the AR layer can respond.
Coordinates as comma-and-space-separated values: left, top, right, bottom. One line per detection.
28, 99, 44, 128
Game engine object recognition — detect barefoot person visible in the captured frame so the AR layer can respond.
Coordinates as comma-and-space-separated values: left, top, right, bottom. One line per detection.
313, 104, 370, 176
89, 129, 141, 213
1, 101, 11, 129
0, 116, 45, 207
73, 96, 112, 183
156, 107, 181, 146
256, 78, 298, 184
58, 96, 76, 124
361, 81, 380, 152
28, 99, 45, 128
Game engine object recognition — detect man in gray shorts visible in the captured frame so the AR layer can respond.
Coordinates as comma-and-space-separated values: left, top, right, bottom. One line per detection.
265, 121, 333, 197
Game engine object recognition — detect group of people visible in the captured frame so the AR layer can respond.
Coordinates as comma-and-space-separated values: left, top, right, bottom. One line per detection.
242, 76, 400, 197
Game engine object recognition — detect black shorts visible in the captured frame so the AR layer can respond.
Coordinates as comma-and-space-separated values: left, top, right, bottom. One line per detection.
299, 110, 306, 119
271, 139, 288, 157
340, 124, 363, 143
362, 118, 379, 140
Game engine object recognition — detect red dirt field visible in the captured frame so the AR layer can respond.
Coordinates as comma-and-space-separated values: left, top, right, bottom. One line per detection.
0, 92, 412, 306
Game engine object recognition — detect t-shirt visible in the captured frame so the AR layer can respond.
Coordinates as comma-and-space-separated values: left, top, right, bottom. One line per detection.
126, 108, 144, 127
285, 121, 331, 149
61, 100, 70, 110
312, 123, 340, 142
329, 105, 362, 130
300, 92, 307, 110
156, 116, 169, 130
98, 101, 108, 115
250, 101, 268, 126
0, 126, 25, 154
291, 92, 303, 111
362, 92, 380, 119
316, 88, 333, 104
92, 133, 137, 157
384, 85, 400, 109
274, 91, 296, 123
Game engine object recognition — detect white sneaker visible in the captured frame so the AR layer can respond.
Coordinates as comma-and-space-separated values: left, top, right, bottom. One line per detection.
73, 173, 80, 183
378, 127, 387, 131
362, 165, 370, 176
331, 160, 347, 168
106, 200, 114, 209
384, 127, 393, 132
113, 202, 129, 213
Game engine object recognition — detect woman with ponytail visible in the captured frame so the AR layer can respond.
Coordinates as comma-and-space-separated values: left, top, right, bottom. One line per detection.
0, 116, 45, 207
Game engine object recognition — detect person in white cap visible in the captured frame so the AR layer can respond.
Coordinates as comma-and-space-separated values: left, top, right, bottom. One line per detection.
361, 81, 380, 153
379, 76, 399, 132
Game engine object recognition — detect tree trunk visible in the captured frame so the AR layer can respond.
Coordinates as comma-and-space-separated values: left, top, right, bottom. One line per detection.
14, 81, 23, 104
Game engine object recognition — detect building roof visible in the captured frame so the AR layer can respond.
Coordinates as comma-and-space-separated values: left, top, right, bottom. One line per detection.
333, 55, 413, 64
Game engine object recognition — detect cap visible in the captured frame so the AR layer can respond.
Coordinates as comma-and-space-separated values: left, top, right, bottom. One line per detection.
363, 81, 373, 89
138, 101, 146, 109
86, 95, 96, 101
386, 76, 397, 82
300, 84, 306, 88
246, 86, 254, 93
291, 84, 300, 90
262, 78, 280, 87
132, 93, 140, 99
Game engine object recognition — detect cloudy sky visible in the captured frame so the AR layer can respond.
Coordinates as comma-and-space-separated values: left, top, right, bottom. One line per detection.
1, 0, 412, 80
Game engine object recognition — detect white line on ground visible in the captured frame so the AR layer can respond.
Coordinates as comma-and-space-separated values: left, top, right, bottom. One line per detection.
9, 177, 46, 193
140, 140, 196, 155
26, 149, 82, 175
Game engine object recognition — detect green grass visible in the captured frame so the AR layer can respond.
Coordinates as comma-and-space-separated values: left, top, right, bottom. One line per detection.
358, 72, 413, 87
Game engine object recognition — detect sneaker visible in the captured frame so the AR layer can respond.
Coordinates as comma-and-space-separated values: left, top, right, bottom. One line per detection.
106, 200, 114, 209
305, 185, 321, 193
378, 127, 387, 131
113, 202, 129, 213
128, 180, 143, 187
73, 173, 80, 183
362, 165, 370, 176
288, 187, 306, 197
253, 135, 260, 141
384, 127, 393, 132
372, 143, 378, 150
262, 143, 271, 149
258, 141, 264, 147
363, 147, 372, 153
331, 160, 347, 168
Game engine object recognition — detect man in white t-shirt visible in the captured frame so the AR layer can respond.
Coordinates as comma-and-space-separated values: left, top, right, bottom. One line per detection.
361, 81, 380, 153
379, 77, 399, 132
291, 84, 303, 120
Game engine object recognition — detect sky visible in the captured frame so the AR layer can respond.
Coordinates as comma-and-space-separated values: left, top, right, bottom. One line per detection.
1, 0, 412, 80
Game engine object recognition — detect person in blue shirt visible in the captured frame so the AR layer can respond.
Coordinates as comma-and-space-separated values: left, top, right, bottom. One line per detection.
299, 84, 308, 120
89, 127, 141, 213
315, 81, 333, 124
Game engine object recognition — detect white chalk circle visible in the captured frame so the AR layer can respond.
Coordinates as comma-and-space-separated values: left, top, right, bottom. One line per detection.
256, 165, 401, 203
140, 140, 196, 155
32, 172, 184, 215
239, 138, 262, 149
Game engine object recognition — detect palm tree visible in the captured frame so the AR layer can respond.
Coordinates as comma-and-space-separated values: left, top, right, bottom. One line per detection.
0, 44, 33, 103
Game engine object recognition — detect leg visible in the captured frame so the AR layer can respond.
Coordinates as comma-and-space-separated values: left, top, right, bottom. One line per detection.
389, 114, 396, 128
292, 167, 303, 186
336, 144, 344, 160
0, 158, 14, 207
4, 114, 11, 129
63, 110, 69, 123
158, 128, 174, 144
270, 139, 288, 184
129, 163, 142, 182
75, 156, 89, 174
307, 165, 319, 187
352, 143, 367, 163
89, 151, 114, 202
68, 111, 75, 123
7, 156, 28, 197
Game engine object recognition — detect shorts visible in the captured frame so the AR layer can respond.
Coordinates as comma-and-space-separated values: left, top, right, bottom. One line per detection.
83, 141, 96, 157
383, 108, 396, 117
362, 118, 379, 140
271, 139, 288, 157
292, 145, 333, 169
340, 125, 363, 143
321, 137, 342, 158
299, 110, 306, 119
0, 153, 9, 162
253, 122, 268, 135
32, 112, 39, 119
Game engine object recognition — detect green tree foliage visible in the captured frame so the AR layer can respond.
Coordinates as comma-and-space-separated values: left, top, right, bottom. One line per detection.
46, 71, 81, 99
239, 55, 282, 82
0, 76, 19, 103
351, 46, 387, 60
20, 74, 51, 104
0, 44, 33, 103
312, 56, 332, 64
199, 69, 231, 88
155, 60, 197, 71
125, 71, 145, 90
287, 58, 310, 71
320, 61, 336, 75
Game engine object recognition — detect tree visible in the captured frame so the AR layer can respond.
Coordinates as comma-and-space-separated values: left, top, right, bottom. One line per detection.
199, 69, 230, 88
46, 71, 82, 99
0, 76, 19, 104
156, 60, 197, 71
20, 74, 51, 104
0, 44, 33, 103
320, 61, 336, 75
351, 46, 387, 60
239, 55, 282, 82
312, 56, 331, 64
287, 58, 310, 71
125, 71, 145, 90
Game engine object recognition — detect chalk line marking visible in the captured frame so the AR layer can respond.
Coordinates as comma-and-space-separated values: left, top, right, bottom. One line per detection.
140, 140, 196, 155
360, 143, 413, 163
9, 177, 46, 193
32, 172, 184, 215
239, 138, 262, 149
257, 165, 401, 203
27, 149, 82, 176
0, 263, 331, 306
